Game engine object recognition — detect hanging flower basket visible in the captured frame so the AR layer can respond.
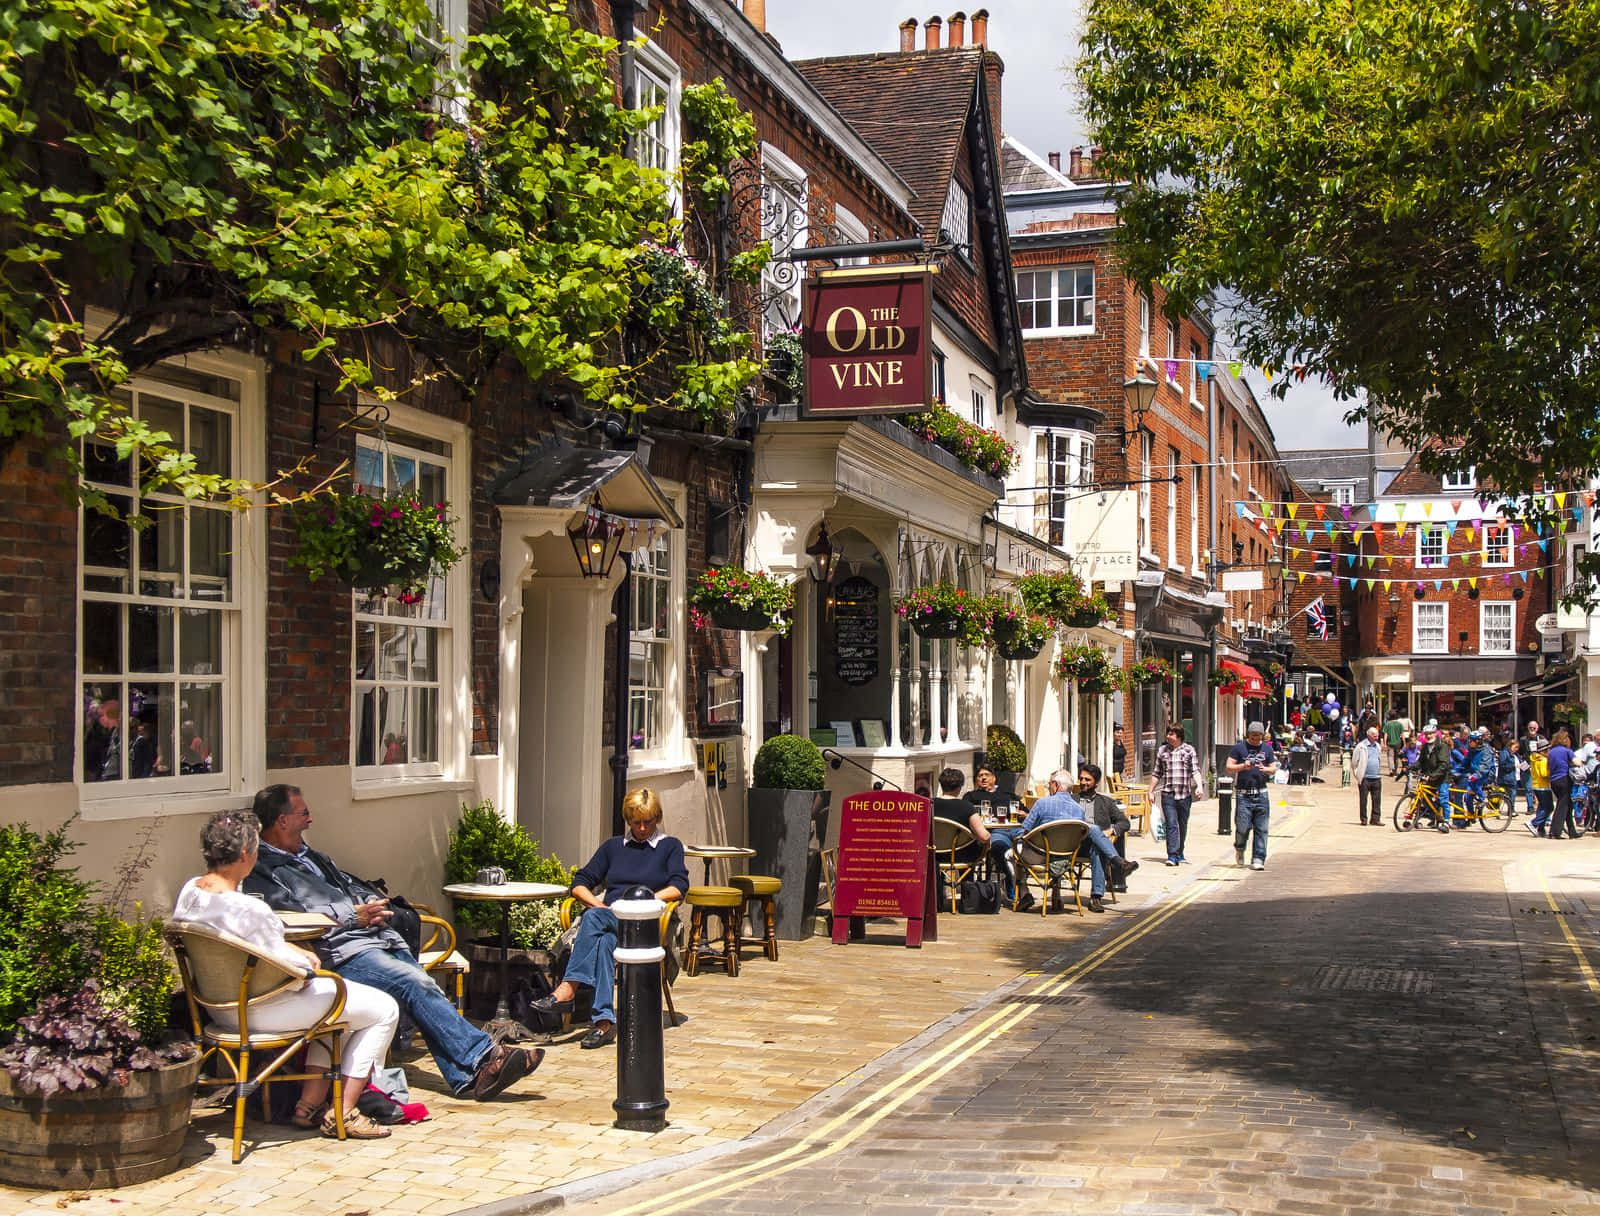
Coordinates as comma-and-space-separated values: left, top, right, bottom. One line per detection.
1079, 667, 1126, 697
1054, 642, 1109, 684
1209, 669, 1248, 698
1067, 590, 1115, 629
1015, 570, 1088, 623
896, 584, 991, 647
992, 608, 1052, 660
1128, 655, 1173, 687
290, 491, 464, 599
689, 565, 794, 636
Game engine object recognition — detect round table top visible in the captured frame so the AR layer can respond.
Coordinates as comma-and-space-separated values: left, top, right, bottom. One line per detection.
683, 844, 756, 860
442, 881, 569, 902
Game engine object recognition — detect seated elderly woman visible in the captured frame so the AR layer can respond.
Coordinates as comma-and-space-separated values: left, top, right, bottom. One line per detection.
532, 789, 689, 1049
172, 811, 401, 1140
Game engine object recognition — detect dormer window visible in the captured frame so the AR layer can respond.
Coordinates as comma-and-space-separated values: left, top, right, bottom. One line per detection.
1441, 467, 1476, 492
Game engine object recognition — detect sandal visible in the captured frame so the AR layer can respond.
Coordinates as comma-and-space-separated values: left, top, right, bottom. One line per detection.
320, 1107, 391, 1140
290, 1099, 328, 1129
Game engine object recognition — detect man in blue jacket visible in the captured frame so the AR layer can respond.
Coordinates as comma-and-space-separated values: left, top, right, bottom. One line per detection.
999, 769, 1138, 913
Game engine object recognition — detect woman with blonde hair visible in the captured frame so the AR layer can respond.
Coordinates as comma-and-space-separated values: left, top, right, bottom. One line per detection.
530, 789, 689, 1048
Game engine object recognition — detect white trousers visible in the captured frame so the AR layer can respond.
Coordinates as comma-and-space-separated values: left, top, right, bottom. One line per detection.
213, 977, 399, 1082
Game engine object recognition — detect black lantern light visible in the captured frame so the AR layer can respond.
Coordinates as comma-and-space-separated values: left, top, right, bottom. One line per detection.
1513, 585, 1526, 600
569, 510, 625, 579
806, 522, 835, 584
1413, 585, 1426, 599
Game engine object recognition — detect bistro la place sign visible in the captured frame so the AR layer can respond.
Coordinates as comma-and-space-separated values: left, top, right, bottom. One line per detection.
800, 266, 935, 417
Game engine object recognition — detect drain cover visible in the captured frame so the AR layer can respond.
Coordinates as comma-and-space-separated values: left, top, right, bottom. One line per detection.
1311, 964, 1433, 994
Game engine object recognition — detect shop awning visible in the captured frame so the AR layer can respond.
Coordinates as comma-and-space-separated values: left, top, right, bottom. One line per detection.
1481, 662, 1579, 706
492, 441, 682, 526
1218, 658, 1269, 697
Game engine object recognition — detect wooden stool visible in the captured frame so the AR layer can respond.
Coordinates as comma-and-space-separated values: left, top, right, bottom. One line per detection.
684, 886, 742, 977
729, 874, 782, 962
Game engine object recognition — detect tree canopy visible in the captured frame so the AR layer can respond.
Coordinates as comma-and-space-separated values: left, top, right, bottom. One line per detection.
0, 0, 758, 506
1079, 0, 1600, 497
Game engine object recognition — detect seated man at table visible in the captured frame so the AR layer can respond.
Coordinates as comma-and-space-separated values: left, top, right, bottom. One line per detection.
964, 765, 1019, 823
932, 768, 985, 897
1006, 769, 1138, 913
243, 784, 539, 1101
1077, 763, 1131, 893
532, 788, 688, 1049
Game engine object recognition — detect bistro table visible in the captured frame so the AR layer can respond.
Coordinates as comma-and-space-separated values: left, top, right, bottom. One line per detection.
277, 911, 335, 942
442, 881, 568, 1043
683, 843, 755, 886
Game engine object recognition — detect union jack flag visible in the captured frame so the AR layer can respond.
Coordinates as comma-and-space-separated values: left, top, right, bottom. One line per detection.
1304, 596, 1329, 641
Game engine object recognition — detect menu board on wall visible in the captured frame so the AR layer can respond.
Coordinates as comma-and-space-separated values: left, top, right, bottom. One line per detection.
833, 576, 879, 687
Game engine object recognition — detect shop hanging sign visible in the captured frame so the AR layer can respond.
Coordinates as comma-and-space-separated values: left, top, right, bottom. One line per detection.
801, 267, 935, 417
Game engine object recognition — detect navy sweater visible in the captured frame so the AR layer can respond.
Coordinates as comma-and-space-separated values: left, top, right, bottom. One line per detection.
573, 834, 690, 904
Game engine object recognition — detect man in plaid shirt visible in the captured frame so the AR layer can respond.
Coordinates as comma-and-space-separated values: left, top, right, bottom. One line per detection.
1148, 725, 1201, 866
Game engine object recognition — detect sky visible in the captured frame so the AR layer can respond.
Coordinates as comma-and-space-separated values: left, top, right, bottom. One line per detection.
765, 0, 1369, 453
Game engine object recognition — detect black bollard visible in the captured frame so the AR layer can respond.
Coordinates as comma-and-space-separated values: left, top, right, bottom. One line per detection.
611, 886, 668, 1132
1217, 775, 1234, 835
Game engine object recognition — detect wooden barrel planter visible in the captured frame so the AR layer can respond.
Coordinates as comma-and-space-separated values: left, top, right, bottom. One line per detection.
464, 942, 557, 1022
0, 1054, 200, 1190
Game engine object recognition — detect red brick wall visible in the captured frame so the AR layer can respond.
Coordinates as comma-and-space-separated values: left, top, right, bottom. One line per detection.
0, 436, 79, 785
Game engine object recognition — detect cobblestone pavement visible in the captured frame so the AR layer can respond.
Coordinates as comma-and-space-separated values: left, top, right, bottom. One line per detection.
553, 791, 1600, 1216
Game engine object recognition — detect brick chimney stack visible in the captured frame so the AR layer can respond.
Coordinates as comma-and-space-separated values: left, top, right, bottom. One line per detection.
1048, 151, 1061, 171
1089, 145, 1103, 175
971, 7, 988, 46
899, 17, 918, 52
744, 0, 765, 33
924, 15, 942, 49
1069, 148, 1083, 177
947, 11, 965, 46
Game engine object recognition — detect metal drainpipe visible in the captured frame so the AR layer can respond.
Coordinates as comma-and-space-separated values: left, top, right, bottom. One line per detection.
610, 551, 634, 838
1206, 373, 1220, 775
611, 0, 648, 130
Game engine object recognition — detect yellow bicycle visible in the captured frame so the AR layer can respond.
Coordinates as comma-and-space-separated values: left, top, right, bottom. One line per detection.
1393, 778, 1514, 833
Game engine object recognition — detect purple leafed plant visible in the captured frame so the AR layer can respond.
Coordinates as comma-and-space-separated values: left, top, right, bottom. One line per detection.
0, 981, 192, 1096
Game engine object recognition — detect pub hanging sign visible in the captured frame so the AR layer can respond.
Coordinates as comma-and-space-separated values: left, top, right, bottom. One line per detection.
801, 266, 935, 417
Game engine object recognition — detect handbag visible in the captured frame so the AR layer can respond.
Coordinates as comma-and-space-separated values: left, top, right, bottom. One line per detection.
1151, 810, 1166, 841
958, 878, 1000, 914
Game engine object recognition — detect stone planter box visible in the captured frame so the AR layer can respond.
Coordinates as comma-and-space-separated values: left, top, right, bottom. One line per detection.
747, 788, 832, 940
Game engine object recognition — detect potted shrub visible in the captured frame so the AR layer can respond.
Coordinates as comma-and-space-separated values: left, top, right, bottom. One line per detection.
688, 565, 795, 634
991, 603, 1053, 660
291, 491, 465, 600
983, 723, 1028, 795
896, 583, 991, 646
444, 802, 571, 1015
747, 734, 831, 941
0, 821, 197, 1190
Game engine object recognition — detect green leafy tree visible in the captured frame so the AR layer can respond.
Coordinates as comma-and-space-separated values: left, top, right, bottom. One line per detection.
1079, 0, 1600, 505
1, 0, 759, 512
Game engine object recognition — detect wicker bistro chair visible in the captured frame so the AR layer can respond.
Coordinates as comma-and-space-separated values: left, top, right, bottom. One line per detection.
558, 896, 681, 1025
1010, 820, 1093, 916
931, 817, 979, 913
167, 920, 352, 1163
410, 903, 470, 1014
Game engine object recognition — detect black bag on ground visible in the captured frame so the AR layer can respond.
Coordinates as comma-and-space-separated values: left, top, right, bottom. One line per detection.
958, 878, 1001, 914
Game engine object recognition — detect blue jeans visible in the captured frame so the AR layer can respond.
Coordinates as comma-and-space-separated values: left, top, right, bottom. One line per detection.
1532, 788, 1553, 831
1521, 770, 1536, 815
562, 908, 620, 1024
1234, 790, 1270, 862
1081, 823, 1122, 897
987, 829, 1021, 900
338, 946, 493, 1095
1160, 793, 1192, 862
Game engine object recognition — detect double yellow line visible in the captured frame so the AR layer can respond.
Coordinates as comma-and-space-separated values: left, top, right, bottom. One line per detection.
607, 879, 1213, 1216
1542, 879, 1600, 999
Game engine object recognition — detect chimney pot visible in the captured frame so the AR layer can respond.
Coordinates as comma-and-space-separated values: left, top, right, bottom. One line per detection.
971, 7, 988, 46
899, 17, 918, 52
1069, 148, 1083, 176
1090, 145, 1104, 173
924, 15, 942, 49
947, 11, 966, 46
743, 0, 766, 34
1047, 151, 1061, 171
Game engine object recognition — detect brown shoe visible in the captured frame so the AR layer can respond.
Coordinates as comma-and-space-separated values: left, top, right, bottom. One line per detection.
320, 1107, 390, 1140
1087, 895, 1106, 913
471, 1045, 542, 1101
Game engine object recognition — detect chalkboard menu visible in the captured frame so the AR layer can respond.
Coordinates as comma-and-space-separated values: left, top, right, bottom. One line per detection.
833, 576, 880, 687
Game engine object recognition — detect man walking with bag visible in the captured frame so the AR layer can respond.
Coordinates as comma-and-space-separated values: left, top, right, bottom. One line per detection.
1148, 725, 1201, 866
1352, 725, 1385, 825
1227, 722, 1278, 870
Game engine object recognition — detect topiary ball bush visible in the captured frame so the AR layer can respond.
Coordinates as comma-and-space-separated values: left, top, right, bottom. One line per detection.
752, 734, 825, 790
985, 723, 1027, 773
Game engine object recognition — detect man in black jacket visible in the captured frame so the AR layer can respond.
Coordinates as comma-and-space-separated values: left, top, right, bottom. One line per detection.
1077, 764, 1131, 892
243, 784, 539, 1100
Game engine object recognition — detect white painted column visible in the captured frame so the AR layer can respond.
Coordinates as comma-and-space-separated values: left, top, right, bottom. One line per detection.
930, 641, 946, 745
